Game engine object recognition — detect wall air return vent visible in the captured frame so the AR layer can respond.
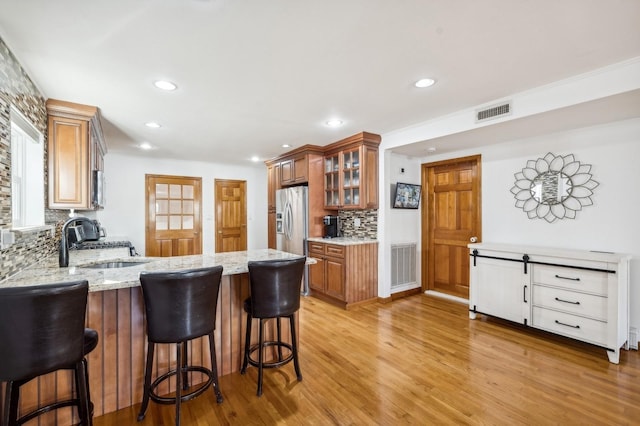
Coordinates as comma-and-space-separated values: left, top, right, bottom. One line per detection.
475, 101, 512, 123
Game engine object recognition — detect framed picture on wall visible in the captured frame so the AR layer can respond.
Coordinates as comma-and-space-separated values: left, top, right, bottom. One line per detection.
392, 182, 421, 209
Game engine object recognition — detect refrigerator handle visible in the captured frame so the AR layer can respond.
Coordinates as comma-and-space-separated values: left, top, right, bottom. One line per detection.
285, 201, 293, 240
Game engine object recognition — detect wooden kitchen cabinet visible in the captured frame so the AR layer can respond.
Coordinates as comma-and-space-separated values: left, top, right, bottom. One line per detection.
267, 211, 277, 249
267, 163, 280, 248
280, 154, 309, 185
46, 99, 106, 210
267, 163, 281, 212
307, 240, 378, 309
323, 132, 380, 210
265, 146, 327, 239
308, 242, 345, 299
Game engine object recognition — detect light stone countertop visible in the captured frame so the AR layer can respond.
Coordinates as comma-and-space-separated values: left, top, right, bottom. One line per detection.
0, 248, 315, 292
307, 237, 378, 246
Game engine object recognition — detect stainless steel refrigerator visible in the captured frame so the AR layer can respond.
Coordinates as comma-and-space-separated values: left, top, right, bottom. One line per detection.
276, 186, 309, 295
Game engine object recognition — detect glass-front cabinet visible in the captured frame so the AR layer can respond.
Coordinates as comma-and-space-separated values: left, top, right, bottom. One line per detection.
324, 137, 377, 210
324, 154, 340, 207
341, 148, 360, 207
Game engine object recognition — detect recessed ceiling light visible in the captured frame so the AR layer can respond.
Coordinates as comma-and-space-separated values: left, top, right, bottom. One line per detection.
251, 156, 260, 162
325, 119, 343, 127
282, 144, 291, 148
415, 78, 436, 88
426, 147, 437, 153
139, 142, 153, 150
153, 80, 177, 91
145, 122, 161, 128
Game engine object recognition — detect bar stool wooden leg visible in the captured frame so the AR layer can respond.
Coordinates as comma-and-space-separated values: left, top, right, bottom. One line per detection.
276, 318, 283, 361
241, 313, 252, 375
257, 318, 266, 397
208, 332, 224, 403
290, 314, 302, 381
175, 342, 183, 426
138, 342, 155, 421
181, 343, 189, 391
76, 359, 92, 426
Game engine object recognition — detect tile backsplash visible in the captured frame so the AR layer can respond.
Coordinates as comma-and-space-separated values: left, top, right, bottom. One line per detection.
0, 36, 67, 281
339, 209, 377, 239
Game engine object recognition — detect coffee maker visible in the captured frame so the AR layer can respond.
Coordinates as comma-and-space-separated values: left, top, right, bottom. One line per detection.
323, 215, 340, 238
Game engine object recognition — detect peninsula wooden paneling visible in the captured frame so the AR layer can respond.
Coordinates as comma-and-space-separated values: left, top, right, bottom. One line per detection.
3, 274, 295, 425
344, 243, 378, 305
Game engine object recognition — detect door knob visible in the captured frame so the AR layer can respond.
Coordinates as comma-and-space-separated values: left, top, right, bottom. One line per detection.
470, 236, 478, 243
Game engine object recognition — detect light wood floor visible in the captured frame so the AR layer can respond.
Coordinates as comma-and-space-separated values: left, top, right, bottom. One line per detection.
94, 294, 640, 425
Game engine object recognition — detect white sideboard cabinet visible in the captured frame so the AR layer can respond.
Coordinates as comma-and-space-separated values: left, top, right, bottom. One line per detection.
468, 243, 631, 364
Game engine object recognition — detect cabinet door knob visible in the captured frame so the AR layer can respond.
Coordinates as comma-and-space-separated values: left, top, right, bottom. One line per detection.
470, 236, 478, 243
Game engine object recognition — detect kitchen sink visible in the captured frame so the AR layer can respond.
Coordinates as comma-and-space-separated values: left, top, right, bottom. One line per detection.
81, 261, 148, 269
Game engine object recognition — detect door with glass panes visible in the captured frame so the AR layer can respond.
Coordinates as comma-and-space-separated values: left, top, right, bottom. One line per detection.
145, 174, 202, 256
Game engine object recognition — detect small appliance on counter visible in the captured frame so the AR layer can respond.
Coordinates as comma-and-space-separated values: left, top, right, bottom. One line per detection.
323, 215, 340, 238
64, 217, 138, 255
66, 217, 106, 245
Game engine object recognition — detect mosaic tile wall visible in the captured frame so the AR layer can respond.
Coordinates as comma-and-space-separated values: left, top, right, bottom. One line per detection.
339, 208, 378, 239
0, 37, 67, 281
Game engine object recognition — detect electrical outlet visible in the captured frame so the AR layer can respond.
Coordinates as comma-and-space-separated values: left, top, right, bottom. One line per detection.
1, 229, 15, 249
354, 218, 361, 228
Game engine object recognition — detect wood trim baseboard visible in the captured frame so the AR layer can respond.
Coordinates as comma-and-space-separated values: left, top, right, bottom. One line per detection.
390, 288, 421, 301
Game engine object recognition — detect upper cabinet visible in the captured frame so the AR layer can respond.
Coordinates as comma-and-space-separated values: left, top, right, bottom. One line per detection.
46, 99, 107, 210
323, 132, 380, 210
265, 145, 327, 239
274, 149, 323, 186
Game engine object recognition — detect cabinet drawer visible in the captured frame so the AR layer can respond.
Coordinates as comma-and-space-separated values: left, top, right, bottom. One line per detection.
308, 242, 326, 254
325, 244, 344, 258
532, 286, 607, 321
532, 307, 607, 347
532, 265, 609, 295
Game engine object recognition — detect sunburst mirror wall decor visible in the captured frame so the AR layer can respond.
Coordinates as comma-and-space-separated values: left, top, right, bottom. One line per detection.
510, 152, 599, 223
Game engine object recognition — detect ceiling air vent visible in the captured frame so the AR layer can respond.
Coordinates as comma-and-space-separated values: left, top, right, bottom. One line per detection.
475, 101, 512, 123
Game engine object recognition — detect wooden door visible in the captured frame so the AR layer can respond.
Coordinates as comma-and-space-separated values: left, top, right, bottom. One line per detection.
422, 155, 481, 298
145, 174, 202, 256
215, 179, 247, 253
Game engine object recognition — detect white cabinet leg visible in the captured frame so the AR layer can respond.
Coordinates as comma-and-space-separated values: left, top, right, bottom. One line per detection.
607, 349, 620, 364
469, 311, 477, 320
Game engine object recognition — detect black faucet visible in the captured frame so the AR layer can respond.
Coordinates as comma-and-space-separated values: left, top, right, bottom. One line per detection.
59, 217, 78, 267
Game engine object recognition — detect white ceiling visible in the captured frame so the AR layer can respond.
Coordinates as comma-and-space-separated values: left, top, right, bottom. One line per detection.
1, 0, 639, 165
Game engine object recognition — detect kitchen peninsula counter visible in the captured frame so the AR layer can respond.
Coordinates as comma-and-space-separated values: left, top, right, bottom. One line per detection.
0, 247, 312, 291
0, 248, 312, 423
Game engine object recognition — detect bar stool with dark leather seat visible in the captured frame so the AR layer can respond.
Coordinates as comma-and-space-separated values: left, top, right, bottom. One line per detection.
137, 266, 224, 426
241, 257, 306, 396
0, 280, 98, 426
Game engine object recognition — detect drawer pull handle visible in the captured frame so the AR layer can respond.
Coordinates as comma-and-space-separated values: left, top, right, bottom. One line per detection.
554, 274, 580, 281
554, 297, 580, 305
555, 320, 580, 329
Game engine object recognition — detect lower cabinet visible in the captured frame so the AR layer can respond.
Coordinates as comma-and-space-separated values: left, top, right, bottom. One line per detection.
469, 256, 530, 324
469, 243, 631, 364
308, 240, 377, 309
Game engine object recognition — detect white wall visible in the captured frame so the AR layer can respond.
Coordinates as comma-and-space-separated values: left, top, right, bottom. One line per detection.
383, 153, 423, 291
97, 153, 268, 255
380, 118, 640, 329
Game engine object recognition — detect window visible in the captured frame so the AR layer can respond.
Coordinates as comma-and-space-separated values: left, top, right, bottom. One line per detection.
10, 107, 44, 228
